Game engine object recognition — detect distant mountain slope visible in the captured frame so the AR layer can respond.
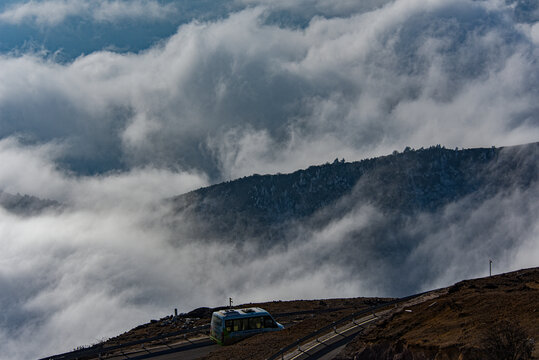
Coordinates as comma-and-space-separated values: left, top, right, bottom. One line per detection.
0, 191, 60, 216
170, 142, 538, 243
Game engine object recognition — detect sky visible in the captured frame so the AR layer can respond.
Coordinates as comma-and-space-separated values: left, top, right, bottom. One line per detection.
0, 0, 538, 358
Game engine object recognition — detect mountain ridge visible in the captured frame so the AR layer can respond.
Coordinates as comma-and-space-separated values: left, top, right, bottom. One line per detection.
170, 142, 538, 244
0, 190, 61, 216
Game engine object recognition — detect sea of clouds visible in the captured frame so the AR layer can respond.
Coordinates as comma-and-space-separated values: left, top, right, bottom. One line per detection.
0, 0, 538, 358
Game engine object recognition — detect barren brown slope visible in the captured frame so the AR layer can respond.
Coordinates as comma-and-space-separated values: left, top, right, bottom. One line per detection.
336, 267, 539, 360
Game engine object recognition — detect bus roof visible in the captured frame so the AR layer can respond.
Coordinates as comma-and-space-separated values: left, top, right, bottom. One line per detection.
213, 307, 271, 319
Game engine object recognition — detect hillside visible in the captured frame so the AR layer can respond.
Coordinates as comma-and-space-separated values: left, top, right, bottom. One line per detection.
336, 267, 539, 360
41, 143, 537, 360
170, 143, 538, 244
56, 267, 538, 360
168, 143, 538, 296
201, 268, 539, 360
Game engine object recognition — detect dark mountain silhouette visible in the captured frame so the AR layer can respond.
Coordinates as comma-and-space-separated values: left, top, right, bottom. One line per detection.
170, 142, 538, 246
0, 191, 61, 216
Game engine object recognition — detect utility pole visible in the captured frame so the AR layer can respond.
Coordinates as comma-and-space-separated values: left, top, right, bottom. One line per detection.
489, 259, 493, 277
229, 297, 233, 309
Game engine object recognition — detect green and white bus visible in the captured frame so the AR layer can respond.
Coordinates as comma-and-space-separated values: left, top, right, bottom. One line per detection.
210, 307, 284, 345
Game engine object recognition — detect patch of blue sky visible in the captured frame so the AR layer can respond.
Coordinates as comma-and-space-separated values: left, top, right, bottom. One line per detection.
0, 0, 236, 61
0, 0, 381, 61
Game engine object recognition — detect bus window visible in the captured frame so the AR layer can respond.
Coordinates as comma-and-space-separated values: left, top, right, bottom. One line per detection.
264, 316, 277, 328
225, 320, 233, 333
249, 316, 262, 329
233, 319, 241, 332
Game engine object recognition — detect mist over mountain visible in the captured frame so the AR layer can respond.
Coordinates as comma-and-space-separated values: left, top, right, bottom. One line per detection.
172, 143, 537, 242
170, 143, 538, 294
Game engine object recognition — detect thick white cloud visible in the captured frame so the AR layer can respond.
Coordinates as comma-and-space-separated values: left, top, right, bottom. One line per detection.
531, 22, 539, 44
0, 137, 208, 206
0, 1, 538, 359
0, 137, 210, 359
406, 184, 539, 291
0, 137, 374, 359
0, 0, 177, 26
0, 0, 537, 180
235, 0, 394, 18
